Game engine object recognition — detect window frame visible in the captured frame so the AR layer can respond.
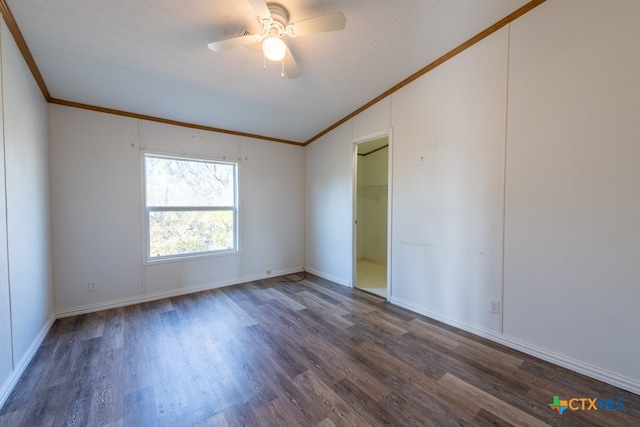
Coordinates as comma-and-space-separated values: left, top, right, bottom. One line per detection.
143, 152, 239, 262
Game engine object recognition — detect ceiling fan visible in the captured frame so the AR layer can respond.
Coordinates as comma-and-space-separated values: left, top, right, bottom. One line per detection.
207, 0, 346, 79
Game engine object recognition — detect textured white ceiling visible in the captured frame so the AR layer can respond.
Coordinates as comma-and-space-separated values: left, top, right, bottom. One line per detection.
6, 0, 530, 143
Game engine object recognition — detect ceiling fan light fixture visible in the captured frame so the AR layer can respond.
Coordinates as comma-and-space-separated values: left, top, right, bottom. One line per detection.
207, 0, 346, 78
262, 36, 286, 61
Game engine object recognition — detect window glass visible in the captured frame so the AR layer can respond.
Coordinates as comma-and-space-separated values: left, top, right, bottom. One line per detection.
144, 154, 237, 259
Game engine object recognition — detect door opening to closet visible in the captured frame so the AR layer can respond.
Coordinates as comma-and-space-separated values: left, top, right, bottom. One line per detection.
354, 135, 389, 298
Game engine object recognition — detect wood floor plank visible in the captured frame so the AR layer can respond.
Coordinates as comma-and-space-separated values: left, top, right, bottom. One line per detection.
245, 321, 319, 380
295, 291, 353, 321
283, 322, 390, 403
253, 303, 391, 403
405, 317, 461, 351
350, 322, 450, 380
123, 386, 156, 426
86, 347, 123, 426
293, 370, 370, 426
315, 418, 338, 427
356, 340, 479, 423
217, 288, 259, 328
222, 400, 263, 427
288, 304, 366, 349
298, 278, 383, 314
103, 307, 125, 350
254, 396, 307, 427
468, 408, 513, 427
258, 287, 307, 311
438, 373, 550, 427
345, 309, 409, 336
331, 377, 402, 426
1, 273, 637, 426
395, 331, 535, 405
195, 411, 229, 427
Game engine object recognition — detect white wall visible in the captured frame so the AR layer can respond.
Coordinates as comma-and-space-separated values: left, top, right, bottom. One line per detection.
304, 123, 353, 285
391, 27, 508, 334
352, 97, 391, 139
49, 107, 142, 311
49, 105, 305, 314
0, 20, 54, 405
504, 0, 640, 386
304, 0, 640, 393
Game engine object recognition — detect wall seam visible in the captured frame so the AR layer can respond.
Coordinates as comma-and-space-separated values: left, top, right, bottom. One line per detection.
138, 120, 146, 296
499, 24, 512, 336
0, 21, 15, 370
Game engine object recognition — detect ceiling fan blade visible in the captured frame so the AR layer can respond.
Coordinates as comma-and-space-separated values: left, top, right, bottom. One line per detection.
245, 42, 263, 53
287, 11, 346, 37
246, 0, 271, 18
283, 47, 301, 79
207, 34, 261, 52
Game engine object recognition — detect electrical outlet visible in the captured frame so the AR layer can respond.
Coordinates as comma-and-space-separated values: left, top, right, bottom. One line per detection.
489, 298, 500, 314
266, 269, 272, 275
89, 280, 98, 292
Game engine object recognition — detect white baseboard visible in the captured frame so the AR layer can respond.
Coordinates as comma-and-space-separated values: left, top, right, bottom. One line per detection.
389, 297, 640, 396
303, 267, 351, 287
56, 267, 303, 318
0, 312, 56, 409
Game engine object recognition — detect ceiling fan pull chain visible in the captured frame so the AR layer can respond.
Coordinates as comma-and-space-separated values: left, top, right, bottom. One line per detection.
281, 60, 285, 77
263, 55, 266, 70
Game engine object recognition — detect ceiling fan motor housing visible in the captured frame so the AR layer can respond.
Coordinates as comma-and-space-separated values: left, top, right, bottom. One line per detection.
264, 3, 289, 36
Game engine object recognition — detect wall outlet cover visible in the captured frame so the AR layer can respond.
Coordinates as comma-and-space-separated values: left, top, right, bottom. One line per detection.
489, 298, 500, 314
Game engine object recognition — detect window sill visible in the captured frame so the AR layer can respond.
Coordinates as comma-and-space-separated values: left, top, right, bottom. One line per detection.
144, 249, 240, 266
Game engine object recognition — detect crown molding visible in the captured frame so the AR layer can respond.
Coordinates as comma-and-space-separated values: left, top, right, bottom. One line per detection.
0, 0, 50, 99
1, 0, 545, 147
49, 98, 303, 146
302, 0, 546, 146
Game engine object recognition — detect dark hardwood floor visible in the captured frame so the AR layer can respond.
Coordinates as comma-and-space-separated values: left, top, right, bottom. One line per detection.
0, 273, 637, 426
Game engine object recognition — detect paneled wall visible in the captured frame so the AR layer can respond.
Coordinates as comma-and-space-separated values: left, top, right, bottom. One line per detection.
49, 105, 305, 314
503, 0, 640, 386
390, 27, 508, 335
304, 0, 640, 393
305, 123, 353, 285
0, 20, 54, 406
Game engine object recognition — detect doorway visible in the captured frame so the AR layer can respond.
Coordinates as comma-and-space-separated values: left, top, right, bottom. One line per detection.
353, 134, 390, 298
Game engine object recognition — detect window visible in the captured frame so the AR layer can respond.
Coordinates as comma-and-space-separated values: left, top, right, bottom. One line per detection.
144, 154, 238, 260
